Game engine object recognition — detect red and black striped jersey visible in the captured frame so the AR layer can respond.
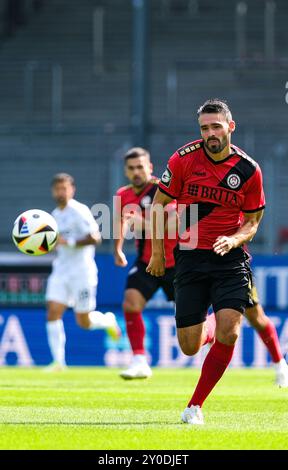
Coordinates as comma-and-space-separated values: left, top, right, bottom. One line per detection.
158, 139, 265, 250
116, 177, 177, 267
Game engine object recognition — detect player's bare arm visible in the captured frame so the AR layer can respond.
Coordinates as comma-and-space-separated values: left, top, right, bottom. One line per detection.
114, 240, 128, 267
146, 189, 174, 277
114, 203, 147, 267
114, 213, 128, 267
213, 209, 264, 256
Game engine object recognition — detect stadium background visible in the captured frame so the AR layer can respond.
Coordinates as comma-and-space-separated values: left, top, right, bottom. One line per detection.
0, 0, 287, 367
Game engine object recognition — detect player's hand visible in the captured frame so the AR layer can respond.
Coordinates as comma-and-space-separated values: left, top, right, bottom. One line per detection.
213, 236, 237, 256
57, 235, 68, 246
114, 250, 128, 267
146, 253, 166, 277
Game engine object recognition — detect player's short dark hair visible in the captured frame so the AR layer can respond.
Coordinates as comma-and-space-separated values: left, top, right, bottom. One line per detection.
197, 99, 232, 122
51, 173, 75, 187
124, 147, 150, 163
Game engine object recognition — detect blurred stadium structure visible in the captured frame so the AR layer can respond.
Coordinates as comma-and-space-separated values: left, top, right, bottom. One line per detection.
0, 0, 288, 366
0, 0, 287, 253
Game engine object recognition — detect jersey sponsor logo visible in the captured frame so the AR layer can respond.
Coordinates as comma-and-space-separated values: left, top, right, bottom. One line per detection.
227, 174, 241, 189
179, 143, 201, 156
161, 167, 172, 187
188, 184, 239, 206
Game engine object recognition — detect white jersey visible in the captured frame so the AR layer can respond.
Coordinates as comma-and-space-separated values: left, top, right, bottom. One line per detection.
51, 199, 99, 283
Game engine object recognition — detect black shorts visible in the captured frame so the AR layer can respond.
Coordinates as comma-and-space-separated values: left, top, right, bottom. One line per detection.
174, 246, 253, 328
126, 260, 175, 302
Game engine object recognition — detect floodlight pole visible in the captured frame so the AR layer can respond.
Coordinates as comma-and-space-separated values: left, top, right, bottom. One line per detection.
52, 64, 63, 131
235, 2, 247, 60
131, 0, 150, 147
265, 1, 276, 61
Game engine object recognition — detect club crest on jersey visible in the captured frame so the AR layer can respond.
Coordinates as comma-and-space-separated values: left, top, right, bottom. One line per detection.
161, 167, 172, 187
227, 174, 241, 189
140, 195, 152, 208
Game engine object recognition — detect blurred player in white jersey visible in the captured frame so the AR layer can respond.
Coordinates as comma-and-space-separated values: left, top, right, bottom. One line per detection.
45, 173, 120, 370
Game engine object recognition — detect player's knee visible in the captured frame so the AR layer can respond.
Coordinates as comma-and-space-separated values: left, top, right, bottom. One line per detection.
179, 340, 201, 356
47, 309, 58, 322
245, 305, 257, 322
123, 300, 140, 313
123, 300, 132, 312
245, 305, 267, 330
219, 330, 239, 346
227, 332, 239, 345
245, 312, 258, 328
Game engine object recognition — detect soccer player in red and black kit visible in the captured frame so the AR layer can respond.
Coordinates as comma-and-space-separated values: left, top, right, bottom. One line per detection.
147, 99, 267, 424
114, 147, 179, 379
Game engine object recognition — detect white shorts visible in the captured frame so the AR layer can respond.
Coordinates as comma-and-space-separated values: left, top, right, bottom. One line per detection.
46, 273, 97, 313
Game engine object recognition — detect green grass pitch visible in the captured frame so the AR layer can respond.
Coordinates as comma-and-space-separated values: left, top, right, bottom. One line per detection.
0, 367, 287, 450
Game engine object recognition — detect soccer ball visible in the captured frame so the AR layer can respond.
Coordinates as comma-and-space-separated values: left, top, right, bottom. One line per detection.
12, 209, 58, 256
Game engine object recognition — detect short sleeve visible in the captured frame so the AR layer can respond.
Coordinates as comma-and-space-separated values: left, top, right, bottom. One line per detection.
158, 152, 183, 199
115, 188, 124, 213
78, 206, 100, 235
242, 164, 266, 212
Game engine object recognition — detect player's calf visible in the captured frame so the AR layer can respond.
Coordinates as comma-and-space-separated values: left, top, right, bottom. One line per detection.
75, 314, 91, 329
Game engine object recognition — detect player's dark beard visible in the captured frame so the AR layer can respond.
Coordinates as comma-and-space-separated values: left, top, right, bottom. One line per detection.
55, 196, 68, 206
205, 136, 228, 154
132, 176, 146, 188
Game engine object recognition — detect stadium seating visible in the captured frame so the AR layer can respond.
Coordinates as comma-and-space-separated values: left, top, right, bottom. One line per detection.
0, 0, 287, 251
